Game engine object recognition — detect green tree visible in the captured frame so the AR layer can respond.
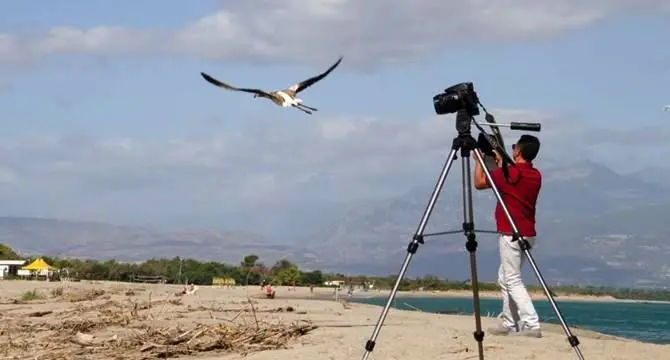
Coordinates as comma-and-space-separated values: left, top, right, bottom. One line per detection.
241, 254, 259, 269
276, 266, 301, 285
300, 270, 324, 285
270, 259, 296, 275
0, 244, 21, 260
240, 254, 262, 285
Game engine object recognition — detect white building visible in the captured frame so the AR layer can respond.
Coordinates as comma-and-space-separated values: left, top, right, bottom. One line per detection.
324, 280, 345, 287
0, 259, 26, 278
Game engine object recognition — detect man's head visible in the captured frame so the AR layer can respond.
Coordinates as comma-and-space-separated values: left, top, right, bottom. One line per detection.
512, 135, 540, 163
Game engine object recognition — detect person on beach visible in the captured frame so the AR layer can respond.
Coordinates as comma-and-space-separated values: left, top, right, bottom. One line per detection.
474, 134, 543, 338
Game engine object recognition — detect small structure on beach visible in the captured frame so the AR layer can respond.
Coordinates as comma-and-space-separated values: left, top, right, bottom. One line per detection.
18, 257, 55, 279
0, 259, 26, 279
324, 280, 345, 288
130, 274, 167, 284
212, 277, 236, 288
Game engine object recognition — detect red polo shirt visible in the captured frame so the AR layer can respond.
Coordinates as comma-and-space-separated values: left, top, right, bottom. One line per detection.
486, 162, 541, 237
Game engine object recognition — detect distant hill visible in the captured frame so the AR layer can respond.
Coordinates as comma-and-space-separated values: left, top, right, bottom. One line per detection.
296, 161, 670, 287
0, 217, 310, 266
0, 161, 668, 288
626, 166, 670, 189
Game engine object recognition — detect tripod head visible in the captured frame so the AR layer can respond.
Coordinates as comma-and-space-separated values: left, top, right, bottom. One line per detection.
455, 109, 474, 136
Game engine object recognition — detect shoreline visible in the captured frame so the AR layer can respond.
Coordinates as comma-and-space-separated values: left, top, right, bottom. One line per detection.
262, 286, 670, 346
267, 286, 670, 304
360, 289, 670, 304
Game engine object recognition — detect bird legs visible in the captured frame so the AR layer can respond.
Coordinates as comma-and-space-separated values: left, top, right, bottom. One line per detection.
299, 103, 318, 112
292, 103, 318, 115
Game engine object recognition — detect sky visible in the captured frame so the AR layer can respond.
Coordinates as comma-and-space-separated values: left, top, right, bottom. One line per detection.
0, 1, 669, 230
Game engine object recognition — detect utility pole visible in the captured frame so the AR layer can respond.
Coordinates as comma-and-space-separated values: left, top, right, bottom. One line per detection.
177, 257, 183, 284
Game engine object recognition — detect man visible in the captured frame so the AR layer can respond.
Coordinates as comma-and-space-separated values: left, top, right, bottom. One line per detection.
473, 134, 542, 338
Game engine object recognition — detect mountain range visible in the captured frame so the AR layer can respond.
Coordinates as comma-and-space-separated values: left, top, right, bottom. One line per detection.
2, 160, 669, 288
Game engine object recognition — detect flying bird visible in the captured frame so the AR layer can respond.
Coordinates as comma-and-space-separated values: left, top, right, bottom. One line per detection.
665, 105, 670, 111
200, 56, 343, 115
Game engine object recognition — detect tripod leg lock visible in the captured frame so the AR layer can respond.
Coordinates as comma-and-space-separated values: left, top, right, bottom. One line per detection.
465, 232, 477, 252
413, 234, 425, 244
365, 340, 376, 351
407, 235, 422, 254
568, 335, 580, 347
473, 330, 485, 342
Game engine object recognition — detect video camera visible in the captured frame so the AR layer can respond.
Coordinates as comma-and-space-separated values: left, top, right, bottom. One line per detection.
432, 81, 541, 169
433, 82, 481, 117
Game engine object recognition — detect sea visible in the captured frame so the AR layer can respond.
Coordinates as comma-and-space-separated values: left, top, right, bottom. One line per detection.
351, 296, 670, 344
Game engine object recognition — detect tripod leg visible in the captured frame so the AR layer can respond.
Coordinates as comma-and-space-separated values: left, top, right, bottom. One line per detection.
471, 149, 585, 360
361, 145, 460, 360
460, 153, 485, 360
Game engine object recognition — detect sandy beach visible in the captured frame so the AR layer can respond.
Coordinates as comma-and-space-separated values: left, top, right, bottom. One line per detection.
0, 281, 667, 360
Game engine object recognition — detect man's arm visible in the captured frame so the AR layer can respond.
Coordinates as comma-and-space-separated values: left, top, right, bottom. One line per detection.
474, 151, 501, 190
473, 155, 489, 189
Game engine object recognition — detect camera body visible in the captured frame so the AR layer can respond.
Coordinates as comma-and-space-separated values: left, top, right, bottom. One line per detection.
433, 82, 480, 117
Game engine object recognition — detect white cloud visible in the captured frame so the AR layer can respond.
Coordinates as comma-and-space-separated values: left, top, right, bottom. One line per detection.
2, 103, 666, 230
1, 1, 668, 69
32, 26, 160, 56
0, 108, 584, 226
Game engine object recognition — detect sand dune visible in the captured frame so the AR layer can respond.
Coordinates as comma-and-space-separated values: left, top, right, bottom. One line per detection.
0, 281, 666, 360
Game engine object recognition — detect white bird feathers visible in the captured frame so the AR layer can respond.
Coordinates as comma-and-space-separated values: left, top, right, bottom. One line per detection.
664, 105, 670, 111
200, 56, 343, 115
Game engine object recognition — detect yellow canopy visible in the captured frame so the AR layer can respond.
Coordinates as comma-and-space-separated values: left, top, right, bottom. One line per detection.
21, 257, 53, 271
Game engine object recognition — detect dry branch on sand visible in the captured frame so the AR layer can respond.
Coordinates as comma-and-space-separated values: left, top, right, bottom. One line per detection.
134, 321, 316, 358
0, 286, 318, 360
10, 319, 316, 360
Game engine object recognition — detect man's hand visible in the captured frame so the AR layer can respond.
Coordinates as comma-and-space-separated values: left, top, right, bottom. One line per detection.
493, 150, 502, 167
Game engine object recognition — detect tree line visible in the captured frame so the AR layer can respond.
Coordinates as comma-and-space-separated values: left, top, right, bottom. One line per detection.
2, 244, 670, 301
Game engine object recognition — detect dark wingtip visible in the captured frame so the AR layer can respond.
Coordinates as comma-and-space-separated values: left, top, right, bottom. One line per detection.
200, 72, 219, 86
328, 56, 343, 70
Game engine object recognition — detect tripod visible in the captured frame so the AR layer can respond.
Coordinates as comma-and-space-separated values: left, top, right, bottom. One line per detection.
360, 111, 585, 360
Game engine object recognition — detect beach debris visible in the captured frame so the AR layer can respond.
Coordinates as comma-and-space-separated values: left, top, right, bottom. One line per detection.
0, 285, 318, 360
193, 305, 299, 313
133, 321, 317, 357
27, 310, 53, 317
67, 288, 107, 302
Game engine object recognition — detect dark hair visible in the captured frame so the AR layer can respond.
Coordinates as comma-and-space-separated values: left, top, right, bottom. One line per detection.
516, 135, 540, 161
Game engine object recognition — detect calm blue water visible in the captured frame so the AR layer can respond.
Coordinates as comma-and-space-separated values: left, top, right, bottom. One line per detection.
351, 296, 670, 344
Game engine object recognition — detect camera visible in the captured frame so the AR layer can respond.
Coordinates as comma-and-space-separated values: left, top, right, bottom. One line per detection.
433, 82, 480, 117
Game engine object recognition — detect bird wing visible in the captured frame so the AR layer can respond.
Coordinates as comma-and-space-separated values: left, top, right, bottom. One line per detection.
200, 72, 272, 97
665, 105, 670, 111
287, 56, 343, 95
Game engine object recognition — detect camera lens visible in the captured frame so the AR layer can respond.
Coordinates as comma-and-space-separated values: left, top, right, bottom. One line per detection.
433, 93, 462, 115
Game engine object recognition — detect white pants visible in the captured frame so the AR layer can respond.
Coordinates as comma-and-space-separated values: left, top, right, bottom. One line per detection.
497, 235, 540, 329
